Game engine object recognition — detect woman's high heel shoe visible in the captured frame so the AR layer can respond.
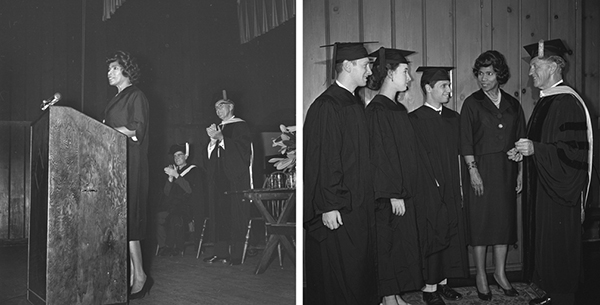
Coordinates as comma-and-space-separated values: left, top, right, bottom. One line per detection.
476, 286, 492, 301
493, 274, 519, 297
129, 276, 154, 300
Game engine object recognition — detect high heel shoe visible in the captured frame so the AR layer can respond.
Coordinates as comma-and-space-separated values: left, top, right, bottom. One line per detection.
476, 286, 492, 301
129, 276, 154, 300
493, 274, 519, 297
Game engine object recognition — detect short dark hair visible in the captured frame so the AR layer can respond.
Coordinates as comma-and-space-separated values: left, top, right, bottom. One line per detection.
366, 62, 401, 91
472, 50, 510, 85
107, 51, 141, 84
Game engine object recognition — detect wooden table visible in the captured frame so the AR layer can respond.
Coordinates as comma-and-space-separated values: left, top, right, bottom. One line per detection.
242, 188, 295, 274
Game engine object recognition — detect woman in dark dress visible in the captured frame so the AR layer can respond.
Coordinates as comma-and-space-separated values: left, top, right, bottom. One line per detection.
460, 50, 526, 300
365, 47, 421, 305
104, 51, 151, 299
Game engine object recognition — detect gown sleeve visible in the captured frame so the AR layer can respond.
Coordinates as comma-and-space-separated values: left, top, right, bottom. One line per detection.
532, 94, 589, 206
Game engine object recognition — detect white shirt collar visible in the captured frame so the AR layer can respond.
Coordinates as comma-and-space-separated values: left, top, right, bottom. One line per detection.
424, 102, 442, 112
336, 80, 355, 96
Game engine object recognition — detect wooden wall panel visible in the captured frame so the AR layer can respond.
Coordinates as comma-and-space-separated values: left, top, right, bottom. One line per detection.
9, 127, 25, 239
455, 0, 484, 111
492, 0, 522, 106
363, 0, 392, 49
549, 0, 579, 87
424, 0, 455, 109
395, 0, 424, 111
583, 0, 600, 115
520, 0, 549, 120
328, 0, 361, 43
0, 126, 9, 239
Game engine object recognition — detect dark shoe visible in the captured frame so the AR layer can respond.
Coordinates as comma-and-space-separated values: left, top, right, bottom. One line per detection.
203, 255, 227, 263
229, 258, 242, 266
476, 286, 492, 301
438, 284, 462, 301
169, 248, 184, 257
157, 246, 173, 256
493, 274, 519, 297
422, 291, 446, 305
246, 248, 259, 257
529, 295, 552, 305
129, 276, 154, 300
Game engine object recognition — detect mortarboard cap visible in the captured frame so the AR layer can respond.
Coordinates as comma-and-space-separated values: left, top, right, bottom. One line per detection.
321, 42, 376, 79
169, 142, 190, 157
523, 39, 572, 60
215, 99, 234, 106
368, 47, 415, 65
416, 66, 454, 86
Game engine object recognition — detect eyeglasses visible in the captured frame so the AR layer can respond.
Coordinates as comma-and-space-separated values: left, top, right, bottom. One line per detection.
215, 103, 231, 110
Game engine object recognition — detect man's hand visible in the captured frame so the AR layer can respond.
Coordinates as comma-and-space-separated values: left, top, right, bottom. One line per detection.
322, 210, 343, 230
164, 165, 178, 179
390, 198, 406, 216
507, 148, 523, 162
515, 138, 534, 156
206, 124, 223, 141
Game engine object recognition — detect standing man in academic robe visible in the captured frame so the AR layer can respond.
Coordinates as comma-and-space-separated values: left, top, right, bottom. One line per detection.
204, 98, 253, 265
409, 66, 469, 305
510, 39, 593, 305
304, 42, 378, 305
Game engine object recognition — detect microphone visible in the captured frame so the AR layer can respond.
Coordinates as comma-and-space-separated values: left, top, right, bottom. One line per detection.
40, 93, 61, 111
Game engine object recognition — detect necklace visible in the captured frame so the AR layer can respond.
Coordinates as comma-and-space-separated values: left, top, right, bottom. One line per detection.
484, 90, 501, 108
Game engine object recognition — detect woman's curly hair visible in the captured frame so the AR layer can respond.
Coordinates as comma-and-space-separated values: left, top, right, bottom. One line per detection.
367, 61, 401, 91
107, 50, 141, 84
472, 50, 510, 85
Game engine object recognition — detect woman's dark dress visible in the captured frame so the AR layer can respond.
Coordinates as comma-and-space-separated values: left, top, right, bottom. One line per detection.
104, 85, 150, 241
460, 89, 526, 246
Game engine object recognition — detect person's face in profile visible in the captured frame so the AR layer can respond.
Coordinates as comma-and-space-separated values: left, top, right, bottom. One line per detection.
107, 61, 129, 88
348, 57, 372, 87
390, 63, 411, 92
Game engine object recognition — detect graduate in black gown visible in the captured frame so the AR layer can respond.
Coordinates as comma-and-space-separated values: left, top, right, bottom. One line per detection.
511, 39, 593, 305
365, 47, 422, 305
304, 42, 378, 305
409, 67, 469, 305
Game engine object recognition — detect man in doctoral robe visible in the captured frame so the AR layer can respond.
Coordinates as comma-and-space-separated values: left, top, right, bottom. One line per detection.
204, 98, 253, 265
409, 66, 469, 305
511, 39, 593, 305
303, 42, 378, 305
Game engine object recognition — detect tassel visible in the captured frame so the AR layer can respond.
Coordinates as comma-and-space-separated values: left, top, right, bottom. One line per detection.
538, 39, 544, 58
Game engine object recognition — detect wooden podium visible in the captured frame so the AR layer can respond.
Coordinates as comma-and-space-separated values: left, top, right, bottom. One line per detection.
28, 106, 128, 305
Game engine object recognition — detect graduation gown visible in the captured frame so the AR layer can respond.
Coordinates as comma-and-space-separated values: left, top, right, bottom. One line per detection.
206, 120, 252, 247
460, 89, 526, 246
104, 85, 149, 241
366, 95, 423, 295
303, 83, 377, 305
523, 84, 590, 294
409, 105, 469, 283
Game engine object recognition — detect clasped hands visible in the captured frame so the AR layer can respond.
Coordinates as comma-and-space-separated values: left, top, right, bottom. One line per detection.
206, 123, 223, 142
507, 138, 534, 162
164, 164, 179, 182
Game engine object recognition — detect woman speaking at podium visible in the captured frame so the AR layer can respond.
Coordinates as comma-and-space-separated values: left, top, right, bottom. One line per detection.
103, 50, 152, 299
